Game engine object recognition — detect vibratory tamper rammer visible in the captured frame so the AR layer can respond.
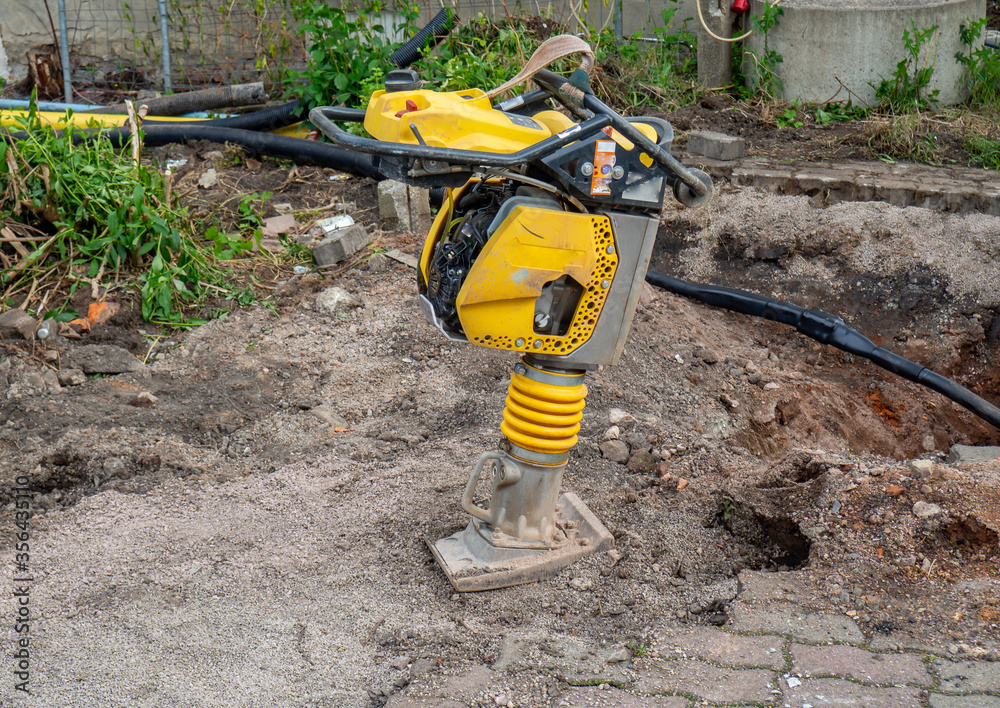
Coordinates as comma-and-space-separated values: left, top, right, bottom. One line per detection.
312, 35, 713, 590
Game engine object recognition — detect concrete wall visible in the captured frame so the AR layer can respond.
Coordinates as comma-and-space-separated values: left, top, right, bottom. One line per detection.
0, 0, 161, 82
743, 0, 987, 106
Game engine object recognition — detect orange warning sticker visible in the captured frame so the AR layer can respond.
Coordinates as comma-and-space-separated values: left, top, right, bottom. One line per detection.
590, 139, 616, 195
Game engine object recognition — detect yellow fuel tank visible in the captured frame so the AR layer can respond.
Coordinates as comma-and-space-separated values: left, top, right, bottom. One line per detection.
364, 88, 554, 153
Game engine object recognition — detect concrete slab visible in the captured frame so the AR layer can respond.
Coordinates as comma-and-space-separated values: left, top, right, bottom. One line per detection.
783, 677, 924, 708
728, 602, 865, 644
635, 659, 777, 704
790, 643, 933, 686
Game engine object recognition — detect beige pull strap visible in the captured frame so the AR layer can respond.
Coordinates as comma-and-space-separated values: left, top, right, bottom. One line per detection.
486, 34, 594, 99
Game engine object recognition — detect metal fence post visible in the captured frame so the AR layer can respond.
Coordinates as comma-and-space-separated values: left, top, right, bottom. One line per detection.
158, 0, 173, 93
57, 0, 72, 103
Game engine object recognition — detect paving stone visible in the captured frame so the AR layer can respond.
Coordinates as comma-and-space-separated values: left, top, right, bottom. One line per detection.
934, 658, 1000, 693
635, 658, 776, 704
653, 626, 786, 669
687, 130, 745, 161
946, 444, 1000, 464
312, 223, 370, 267
782, 677, 923, 707
555, 686, 686, 707
494, 634, 631, 686
728, 601, 864, 644
790, 644, 932, 686
685, 156, 1000, 216
737, 570, 815, 603
928, 693, 1000, 708
868, 634, 943, 655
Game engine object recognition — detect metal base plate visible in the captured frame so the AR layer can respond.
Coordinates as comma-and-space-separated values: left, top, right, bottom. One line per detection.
427, 492, 614, 592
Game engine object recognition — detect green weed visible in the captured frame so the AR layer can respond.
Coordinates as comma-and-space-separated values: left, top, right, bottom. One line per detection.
965, 135, 1000, 170
744, 2, 784, 101
0, 100, 251, 324
285, 0, 419, 110
957, 18, 1000, 108
874, 21, 940, 112
776, 107, 803, 128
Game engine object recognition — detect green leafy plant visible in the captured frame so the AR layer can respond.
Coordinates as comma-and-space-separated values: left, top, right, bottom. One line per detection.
286, 0, 418, 109
627, 641, 651, 658
720, 496, 739, 522
744, 2, 784, 100
776, 107, 803, 128
956, 18, 1000, 108
0, 100, 245, 325
874, 21, 940, 112
813, 102, 867, 125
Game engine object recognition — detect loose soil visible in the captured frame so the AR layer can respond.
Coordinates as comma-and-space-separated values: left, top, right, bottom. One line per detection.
3, 76, 1000, 705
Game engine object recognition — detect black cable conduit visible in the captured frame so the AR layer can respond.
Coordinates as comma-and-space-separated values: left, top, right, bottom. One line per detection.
645, 270, 1000, 430
2, 124, 385, 180
390, 8, 455, 68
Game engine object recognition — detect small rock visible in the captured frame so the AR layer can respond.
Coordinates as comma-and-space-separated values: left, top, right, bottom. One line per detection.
390, 655, 411, 670
129, 391, 158, 408
607, 549, 622, 565
897, 556, 917, 568
197, 168, 218, 188
262, 213, 297, 237
314, 287, 363, 315
602, 425, 621, 441
763, 381, 779, 390
0, 309, 38, 340
909, 459, 934, 477
885, 484, 905, 497
921, 558, 933, 573
606, 648, 629, 663
57, 369, 87, 386
693, 347, 720, 364
637, 282, 658, 306
912, 500, 942, 519
627, 449, 656, 475
921, 435, 936, 452
719, 393, 739, 409
747, 372, 762, 384
600, 440, 630, 464
676, 478, 689, 491
609, 408, 629, 424
569, 577, 594, 591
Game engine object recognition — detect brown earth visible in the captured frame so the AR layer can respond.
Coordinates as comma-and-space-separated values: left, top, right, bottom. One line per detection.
3, 92, 1000, 703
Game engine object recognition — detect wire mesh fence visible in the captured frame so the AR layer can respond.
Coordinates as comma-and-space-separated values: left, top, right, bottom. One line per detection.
52, 0, 690, 95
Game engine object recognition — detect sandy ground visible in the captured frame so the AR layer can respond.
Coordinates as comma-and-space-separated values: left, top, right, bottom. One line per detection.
3, 180, 1000, 706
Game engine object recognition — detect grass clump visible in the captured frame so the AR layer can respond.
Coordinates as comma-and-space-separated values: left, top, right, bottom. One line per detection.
0, 103, 254, 325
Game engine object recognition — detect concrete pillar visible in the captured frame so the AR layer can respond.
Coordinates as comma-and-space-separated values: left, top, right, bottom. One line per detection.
697, 0, 733, 89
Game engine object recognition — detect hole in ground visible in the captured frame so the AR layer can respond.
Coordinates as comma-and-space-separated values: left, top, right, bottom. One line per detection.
715, 496, 812, 571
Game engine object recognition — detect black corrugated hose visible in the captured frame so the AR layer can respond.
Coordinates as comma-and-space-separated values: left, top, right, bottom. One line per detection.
2, 124, 385, 180
390, 8, 455, 68
645, 270, 1000, 430
143, 100, 304, 132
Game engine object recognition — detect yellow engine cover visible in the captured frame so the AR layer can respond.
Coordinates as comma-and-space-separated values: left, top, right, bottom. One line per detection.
455, 205, 618, 356
365, 89, 554, 153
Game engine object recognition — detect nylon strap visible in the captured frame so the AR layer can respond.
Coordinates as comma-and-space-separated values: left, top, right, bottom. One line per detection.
486, 34, 595, 99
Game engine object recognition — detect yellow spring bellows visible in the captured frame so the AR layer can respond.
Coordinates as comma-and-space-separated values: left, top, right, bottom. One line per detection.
500, 370, 587, 455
